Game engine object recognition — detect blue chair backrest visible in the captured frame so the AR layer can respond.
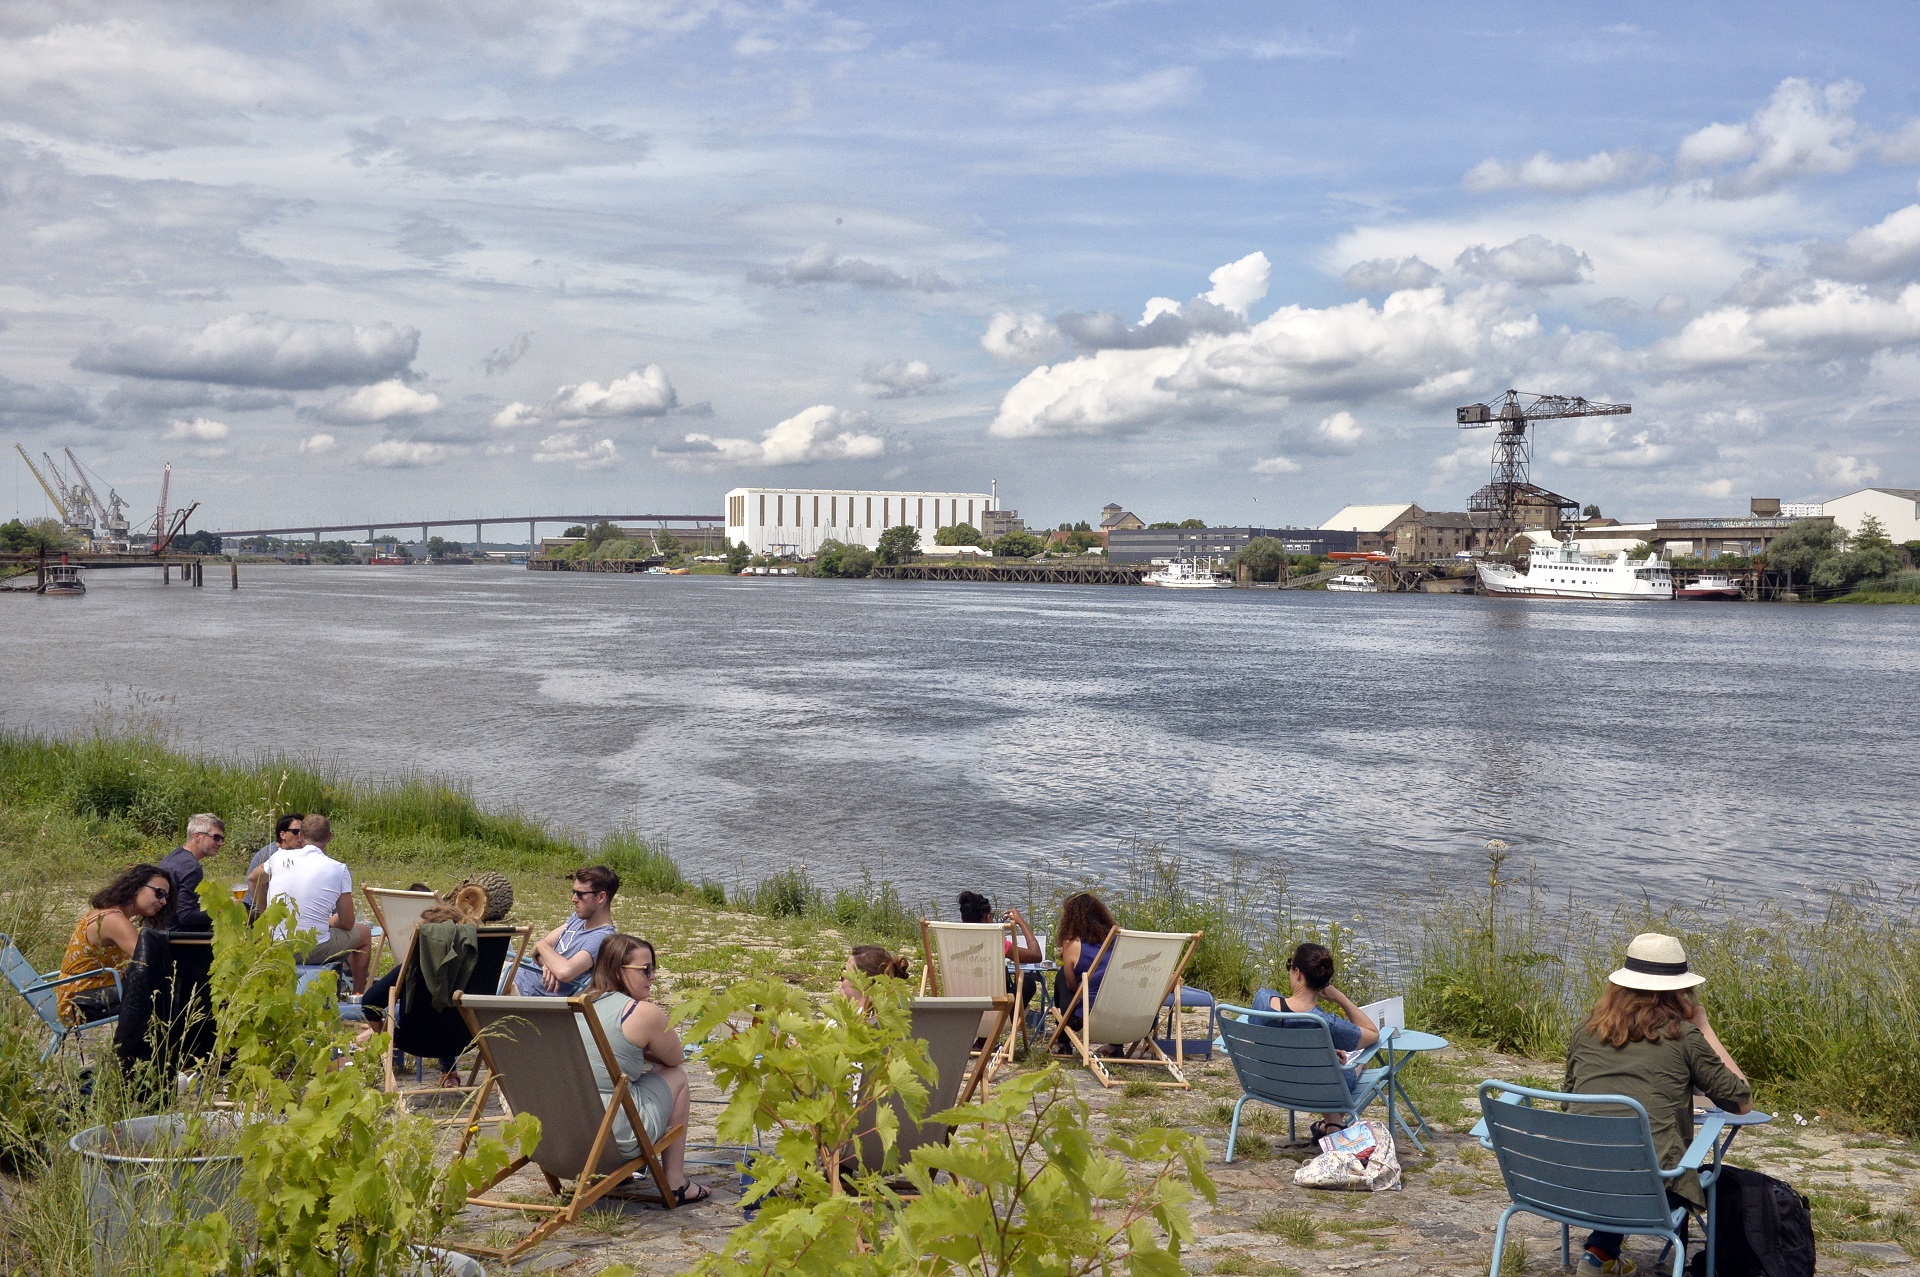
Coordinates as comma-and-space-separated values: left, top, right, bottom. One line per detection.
1478, 1081, 1673, 1231
1218, 1005, 1353, 1112
0, 934, 61, 1029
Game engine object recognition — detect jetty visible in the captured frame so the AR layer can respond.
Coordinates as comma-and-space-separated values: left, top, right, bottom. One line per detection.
878, 560, 1148, 585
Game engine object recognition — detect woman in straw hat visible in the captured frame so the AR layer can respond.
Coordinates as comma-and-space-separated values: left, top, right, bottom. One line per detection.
1562, 933, 1752, 1276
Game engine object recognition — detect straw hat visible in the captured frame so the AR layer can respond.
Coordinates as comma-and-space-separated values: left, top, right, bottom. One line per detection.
1608, 933, 1705, 992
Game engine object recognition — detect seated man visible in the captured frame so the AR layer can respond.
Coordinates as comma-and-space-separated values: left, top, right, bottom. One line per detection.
513, 865, 619, 997
251, 813, 373, 994
244, 814, 305, 914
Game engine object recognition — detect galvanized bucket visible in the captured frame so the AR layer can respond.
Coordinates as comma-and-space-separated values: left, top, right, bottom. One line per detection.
69, 1113, 248, 1276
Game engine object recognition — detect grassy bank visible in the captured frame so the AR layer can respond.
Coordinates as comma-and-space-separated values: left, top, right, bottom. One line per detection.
4, 730, 1918, 1142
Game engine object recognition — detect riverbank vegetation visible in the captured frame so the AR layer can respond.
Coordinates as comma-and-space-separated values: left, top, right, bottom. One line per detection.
3, 729, 1917, 1140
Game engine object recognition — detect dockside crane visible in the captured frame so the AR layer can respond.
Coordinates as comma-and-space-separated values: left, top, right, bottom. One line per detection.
152, 461, 172, 548
13, 444, 96, 538
14, 443, 76, 526
1456, 389, 1630, 551
64, 448, 132, 545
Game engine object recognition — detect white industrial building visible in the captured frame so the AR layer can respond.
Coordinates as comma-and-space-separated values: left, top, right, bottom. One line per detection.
725, 486, 995, 556
1818, 487, 1920, 543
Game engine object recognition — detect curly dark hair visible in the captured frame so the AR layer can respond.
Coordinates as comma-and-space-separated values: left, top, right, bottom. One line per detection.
1057, 892, 1115, 947
91, 863, 168, 911
957, 890, 993, 923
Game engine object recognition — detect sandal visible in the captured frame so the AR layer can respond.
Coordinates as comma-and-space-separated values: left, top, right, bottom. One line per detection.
1308, 1120, 1349, 1142
673, 1180, 712, 1206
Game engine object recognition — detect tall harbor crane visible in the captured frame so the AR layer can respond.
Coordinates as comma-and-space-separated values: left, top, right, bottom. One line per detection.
1456, 389, 1630, 550
64, 448, 132, 545
13, 444, 96, 537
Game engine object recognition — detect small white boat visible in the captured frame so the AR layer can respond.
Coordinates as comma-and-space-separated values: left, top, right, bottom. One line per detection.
1144, 557, 1230, 588
1476, 538, 1672, 601
41, 564, 85, 595
1326, 574, 1378, 593
1677, 574, 1743, 601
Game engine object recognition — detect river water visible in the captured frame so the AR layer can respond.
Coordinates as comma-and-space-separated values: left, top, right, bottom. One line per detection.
4, 565, 1915, 915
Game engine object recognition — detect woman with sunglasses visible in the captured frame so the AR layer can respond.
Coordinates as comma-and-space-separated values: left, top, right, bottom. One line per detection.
56, 863, 172, 1025
583, 934, 707, 1204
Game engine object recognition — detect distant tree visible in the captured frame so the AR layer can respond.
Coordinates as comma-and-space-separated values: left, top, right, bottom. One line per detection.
935, 522, 983, 546
1902, 539, 1920, 566
725, 540, 750, 574
1816, 514, 1901, 590
837, 544, 876, 577
175, 529, 223, 555
426, 535, 454, 558
1582, 504, 1602, 519
1057, 522, 1073, 531
1147, 521, 1178, 529
1178, 518, 1207, 529
562, 525, 587, 538
993, 529, 1043, 558
0, 518, 69, 553
1073, 520, 1091, 532
1236, 536, 1287, 582
583, 520, 623, 551
1765, 519, 1842, 592
875, 524, 920, 565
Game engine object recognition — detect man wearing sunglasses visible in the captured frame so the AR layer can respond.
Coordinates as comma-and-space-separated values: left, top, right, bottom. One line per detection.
156, 812, 225, 931
513, 865, 620, 997
243, 815, 306, 914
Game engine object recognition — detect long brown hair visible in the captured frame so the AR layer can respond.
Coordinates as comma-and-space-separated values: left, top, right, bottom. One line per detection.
1582, 983, 1697, 1049
1057, 892, 1115, 947
590, 934, 656, 994
849, 944, 909, 981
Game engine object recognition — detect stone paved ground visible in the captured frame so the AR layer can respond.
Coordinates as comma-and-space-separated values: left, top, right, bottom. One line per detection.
429, 1036, 1920, 1276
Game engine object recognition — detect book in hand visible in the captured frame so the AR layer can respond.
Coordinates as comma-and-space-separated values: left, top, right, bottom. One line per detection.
1318, 1123, 1377, 1161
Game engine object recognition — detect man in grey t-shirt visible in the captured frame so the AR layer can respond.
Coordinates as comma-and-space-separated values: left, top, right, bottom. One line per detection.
157, 813, 225, 931
514, 865, 620, 996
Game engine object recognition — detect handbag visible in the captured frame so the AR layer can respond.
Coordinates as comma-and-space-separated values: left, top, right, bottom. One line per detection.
68, 985, 121, 1023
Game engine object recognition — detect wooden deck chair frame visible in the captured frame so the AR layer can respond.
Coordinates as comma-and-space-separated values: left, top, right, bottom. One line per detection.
918, 919, 1018, 1086
451, 992, 685, 1260
362, 886, 441, 972
380, 924, 530, 1104
1044, 926, 1203, 1090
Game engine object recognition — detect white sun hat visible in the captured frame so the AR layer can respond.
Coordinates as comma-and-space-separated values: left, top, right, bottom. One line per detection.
1608, 933, 1706, 992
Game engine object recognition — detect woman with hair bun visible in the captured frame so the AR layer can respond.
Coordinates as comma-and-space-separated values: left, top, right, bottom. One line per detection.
1253, 941, 1379, 1141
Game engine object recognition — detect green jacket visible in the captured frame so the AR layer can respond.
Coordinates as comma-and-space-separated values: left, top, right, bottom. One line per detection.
1562, 1022, 1752, 1209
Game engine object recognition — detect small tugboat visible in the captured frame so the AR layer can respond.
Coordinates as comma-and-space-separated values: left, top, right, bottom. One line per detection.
1326, 573, 1379, 593
1677, 573, 1743, 601
40, 563, 85, 595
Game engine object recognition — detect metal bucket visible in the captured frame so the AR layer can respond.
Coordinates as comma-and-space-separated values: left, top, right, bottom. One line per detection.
69, 1113, 249, 1276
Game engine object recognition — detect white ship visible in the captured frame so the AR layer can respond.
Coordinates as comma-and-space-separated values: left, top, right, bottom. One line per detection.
1325, 574, 1378, 593
1476, 539, 1672, 601
1144, 557, 1230, 589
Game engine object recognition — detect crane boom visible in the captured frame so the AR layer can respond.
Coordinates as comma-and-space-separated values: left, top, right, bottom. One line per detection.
1454, 388, 1631, 551
14, 444, 74, 521
153, 461, 172, 544
64, 448, 111, 526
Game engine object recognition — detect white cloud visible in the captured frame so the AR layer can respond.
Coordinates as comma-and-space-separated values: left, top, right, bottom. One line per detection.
1315, 410, 1363, 449
483, 333, 532, 375
1676, 78, 1860, 197
362, 439, 459, 467
1342, 256, 1440, 293
1659, 281, 1920, 367
495, 366, 677, 428
860, 359, 949, 398
680, 405, 884, 467
1807, 204, 1920, 282
297, 432, 337, 454
310, 379, 442, 424
1454, 235, 1590, 287
1820, 454, 1880, 487
1464, 149, 1650, 195
752, 243, 954, 292
531, 433, 618, 468
1011, 67, 1201, 116
1203, 251, 1271, 315
982, 311, 1065, 364
347, 116, 651, 178
1250, 455, 1300, 474
166, 416, 228, 441
76, 314, 419, 389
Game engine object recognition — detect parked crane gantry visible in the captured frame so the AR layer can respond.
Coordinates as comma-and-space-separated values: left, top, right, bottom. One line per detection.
1456, 389, 1630, 550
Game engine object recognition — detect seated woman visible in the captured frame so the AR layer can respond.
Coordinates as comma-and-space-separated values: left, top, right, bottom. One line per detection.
838, 944, 911, 1012
1565, 934, 1750, 1277
582, 934, 708, 1205
56, 864, 172, 1026
1253, 942, 1379, 1140
1052, 892, 1116, 1030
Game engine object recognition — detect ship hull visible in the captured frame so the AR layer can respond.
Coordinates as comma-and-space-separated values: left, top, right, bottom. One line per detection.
1476, 561, 1672, 601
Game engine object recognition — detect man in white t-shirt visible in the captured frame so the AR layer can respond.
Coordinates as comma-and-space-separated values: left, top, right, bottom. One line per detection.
249, 813, 373, 993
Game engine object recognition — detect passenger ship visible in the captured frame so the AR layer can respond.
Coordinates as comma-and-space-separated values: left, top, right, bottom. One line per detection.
1476, 538, 1672, 601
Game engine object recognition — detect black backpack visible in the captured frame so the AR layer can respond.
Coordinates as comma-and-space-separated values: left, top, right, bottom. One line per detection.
1689, 1166, 1815, 1277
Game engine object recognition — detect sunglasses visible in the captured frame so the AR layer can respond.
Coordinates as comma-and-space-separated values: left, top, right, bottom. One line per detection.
147, 885, 171, 900
571, 888, 605, 899
622, 964, 655, 977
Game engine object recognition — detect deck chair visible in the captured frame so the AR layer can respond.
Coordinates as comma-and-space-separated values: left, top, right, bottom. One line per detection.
1044, 927, 1202, 1089
113, 931, 216, 1080
452, 992, 686, 1259
855, 995, 1011, 1174
380, 923, 529, 1100
919, 920, 1017, 1082
363, 887, 440, 972
1475, 1080, 1729, 1277
1, 933, 123, 1060
1217, 1004, 1396, 1161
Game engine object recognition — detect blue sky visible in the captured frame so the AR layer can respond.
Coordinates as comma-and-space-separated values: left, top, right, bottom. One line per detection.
5, 1, 1920, 532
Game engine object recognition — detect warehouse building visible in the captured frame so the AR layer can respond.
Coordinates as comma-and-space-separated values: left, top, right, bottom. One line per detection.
1106, 526, 1358, 564
724, 486, 995, 557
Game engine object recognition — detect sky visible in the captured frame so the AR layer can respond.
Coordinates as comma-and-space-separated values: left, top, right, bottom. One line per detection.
5, 1, 1920, 534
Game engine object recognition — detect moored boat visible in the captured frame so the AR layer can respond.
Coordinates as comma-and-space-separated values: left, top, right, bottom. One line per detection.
1325, 574, 1378, 593
1476, 538, 1672, 601
1677, 573, 1743, 601
40, 564, 85, 595
1143, 557, 1230, 588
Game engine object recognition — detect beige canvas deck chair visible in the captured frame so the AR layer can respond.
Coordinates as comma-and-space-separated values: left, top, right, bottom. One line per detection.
856, 994, 1012, 1174
451, 992, 685, 1259
362, 886, 439, 971
919, 919, 1017, 1082
1044, 927, 1203, 1089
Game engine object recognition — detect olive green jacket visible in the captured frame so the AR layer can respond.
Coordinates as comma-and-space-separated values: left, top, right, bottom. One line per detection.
1562, 1023, 1752, 1209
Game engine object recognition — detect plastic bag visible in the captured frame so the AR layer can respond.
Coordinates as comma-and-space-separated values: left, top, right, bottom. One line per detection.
1293, 1119, 1400, 1191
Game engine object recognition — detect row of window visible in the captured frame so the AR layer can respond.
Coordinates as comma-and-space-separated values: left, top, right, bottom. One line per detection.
734, 493, 981, 531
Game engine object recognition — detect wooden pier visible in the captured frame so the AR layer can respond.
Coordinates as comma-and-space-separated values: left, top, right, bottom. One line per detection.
526, 557, 667, 572
879, 560, 1147, 585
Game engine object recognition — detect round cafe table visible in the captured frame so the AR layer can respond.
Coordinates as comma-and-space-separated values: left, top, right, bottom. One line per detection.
1376, 1028, 1449, 1144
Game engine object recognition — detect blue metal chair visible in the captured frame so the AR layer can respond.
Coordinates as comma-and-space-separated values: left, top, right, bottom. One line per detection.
1474, 1081, 1729, 1277
1217, 1004, 1396, 1161
1, 932, 123, 1060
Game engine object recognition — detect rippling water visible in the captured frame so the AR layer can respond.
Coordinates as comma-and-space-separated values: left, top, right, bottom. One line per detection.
5, 565, 1915, 914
